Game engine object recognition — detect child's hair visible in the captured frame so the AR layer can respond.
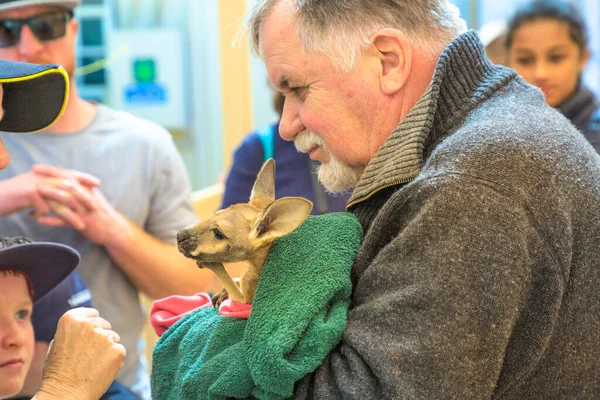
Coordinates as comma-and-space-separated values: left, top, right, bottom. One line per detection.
0, 269, 34, 300
505, 0, 588, 51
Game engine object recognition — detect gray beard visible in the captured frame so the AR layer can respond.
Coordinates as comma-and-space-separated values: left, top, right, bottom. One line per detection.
315, 155, 359, 193
295, 131, 359, 193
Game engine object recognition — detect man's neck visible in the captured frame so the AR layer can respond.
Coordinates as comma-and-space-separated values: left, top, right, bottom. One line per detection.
47, 83, 97, 134
376, 53, 437, 150
399, 55, 438, 123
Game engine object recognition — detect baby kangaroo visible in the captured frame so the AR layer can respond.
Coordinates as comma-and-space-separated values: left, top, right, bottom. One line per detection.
177, 159, 313, 304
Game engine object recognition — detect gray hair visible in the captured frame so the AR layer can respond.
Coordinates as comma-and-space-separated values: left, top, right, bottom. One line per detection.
247, 0, 467, 71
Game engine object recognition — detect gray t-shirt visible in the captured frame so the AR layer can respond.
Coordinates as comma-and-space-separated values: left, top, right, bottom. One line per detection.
0, 104, 198, 399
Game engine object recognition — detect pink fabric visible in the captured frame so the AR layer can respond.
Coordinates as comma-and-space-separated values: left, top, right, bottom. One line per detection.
150, 292, 212, 336
218, 298, 253, 319
150, 292, 253, 337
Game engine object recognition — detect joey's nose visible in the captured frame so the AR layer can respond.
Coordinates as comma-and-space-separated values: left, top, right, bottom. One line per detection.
177, 230, 191, 244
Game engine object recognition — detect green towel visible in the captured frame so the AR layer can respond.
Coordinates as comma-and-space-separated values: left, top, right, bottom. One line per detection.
151, 212, 363, 400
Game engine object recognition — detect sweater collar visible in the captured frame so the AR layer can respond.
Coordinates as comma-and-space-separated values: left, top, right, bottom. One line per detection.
348, 30, 516, 208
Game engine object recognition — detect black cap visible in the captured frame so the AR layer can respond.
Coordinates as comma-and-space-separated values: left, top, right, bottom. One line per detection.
0, 237, 80, 302
0, 60, 69, 133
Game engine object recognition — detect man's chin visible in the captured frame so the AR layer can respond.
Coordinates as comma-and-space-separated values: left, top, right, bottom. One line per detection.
317, 161, 359, 193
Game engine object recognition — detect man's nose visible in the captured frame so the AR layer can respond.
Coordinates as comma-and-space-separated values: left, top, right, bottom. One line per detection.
278, 96, 304, 142
16, 25, 43, 57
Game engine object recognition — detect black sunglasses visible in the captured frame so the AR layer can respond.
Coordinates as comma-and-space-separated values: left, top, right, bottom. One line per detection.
0, 10, 73, 48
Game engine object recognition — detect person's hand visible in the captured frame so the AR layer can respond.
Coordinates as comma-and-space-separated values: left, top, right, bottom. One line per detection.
31, 165, 127, 246
36, 183, 128, 246
35, 308, 126, 400
0, 165, 99, 217
29, 164, 100, 229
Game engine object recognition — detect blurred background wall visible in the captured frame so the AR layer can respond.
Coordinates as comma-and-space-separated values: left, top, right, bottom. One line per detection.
74, 0, 600, 192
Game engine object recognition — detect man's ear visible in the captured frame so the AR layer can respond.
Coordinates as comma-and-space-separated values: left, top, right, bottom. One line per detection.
69, 18, 79, 36
370, 28, 412, 95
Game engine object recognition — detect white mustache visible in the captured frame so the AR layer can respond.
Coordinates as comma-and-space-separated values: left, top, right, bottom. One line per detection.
294, 131, 325, 153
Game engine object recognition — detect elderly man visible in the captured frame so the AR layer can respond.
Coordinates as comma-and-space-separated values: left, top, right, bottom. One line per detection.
247, 0, 600, 398
0, 59, 124, 400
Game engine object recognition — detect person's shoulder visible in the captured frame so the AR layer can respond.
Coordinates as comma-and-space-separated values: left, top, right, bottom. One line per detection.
459, 79, 583, 152
31, 272, 92, 342
95, 104, 173, 143
426, 80, 590, 179
239, 128, 267, 150
37, 272, 92, 309
232, 128, 270, 164
588, 105, 600, 133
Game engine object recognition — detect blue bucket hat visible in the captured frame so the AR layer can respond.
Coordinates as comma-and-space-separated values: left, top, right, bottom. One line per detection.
0, 237, 80, 302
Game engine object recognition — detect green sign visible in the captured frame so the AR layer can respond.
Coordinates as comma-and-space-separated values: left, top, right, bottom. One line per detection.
133, 58, 156, 83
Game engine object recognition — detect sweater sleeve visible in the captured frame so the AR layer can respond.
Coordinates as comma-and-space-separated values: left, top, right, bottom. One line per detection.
221, 132, 264, 209
293, 176, 548, 399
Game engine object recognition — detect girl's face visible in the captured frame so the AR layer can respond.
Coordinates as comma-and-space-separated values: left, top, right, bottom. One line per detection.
509, 19, 589, 107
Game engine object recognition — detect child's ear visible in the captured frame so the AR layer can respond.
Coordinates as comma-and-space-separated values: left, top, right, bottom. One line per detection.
249, 158, 276, 209
249, 197, 313, 247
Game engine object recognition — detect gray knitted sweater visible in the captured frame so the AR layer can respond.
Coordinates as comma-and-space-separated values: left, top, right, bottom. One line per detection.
294, 31, 600, 399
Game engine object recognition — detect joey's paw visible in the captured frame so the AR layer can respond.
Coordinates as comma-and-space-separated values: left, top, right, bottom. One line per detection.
212, 289, 229, 307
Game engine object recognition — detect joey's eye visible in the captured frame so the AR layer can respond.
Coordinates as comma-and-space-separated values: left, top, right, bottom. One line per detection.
213, 228, 225, 240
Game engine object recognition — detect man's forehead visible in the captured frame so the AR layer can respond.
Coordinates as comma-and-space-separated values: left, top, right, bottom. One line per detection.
259, 1, 297, 58
260, 13, 303, 89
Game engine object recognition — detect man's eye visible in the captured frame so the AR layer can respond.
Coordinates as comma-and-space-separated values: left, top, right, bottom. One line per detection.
290, 86, 306, 98
213, 228, 225, 240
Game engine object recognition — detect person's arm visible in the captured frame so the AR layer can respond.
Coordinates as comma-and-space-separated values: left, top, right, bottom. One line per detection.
31, 308, 125, 400
32, 174, 215, 299
32, 141, 215, 300
293, 177, 549, 399
94, 213, 215, 299
0, 169, 99, 217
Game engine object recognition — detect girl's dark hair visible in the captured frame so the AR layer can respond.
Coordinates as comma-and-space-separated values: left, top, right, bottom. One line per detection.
506, 0, 588, 50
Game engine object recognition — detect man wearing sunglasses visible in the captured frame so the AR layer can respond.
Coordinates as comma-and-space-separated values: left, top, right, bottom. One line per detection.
0, 59, 126, 400
0, 1, 211, 399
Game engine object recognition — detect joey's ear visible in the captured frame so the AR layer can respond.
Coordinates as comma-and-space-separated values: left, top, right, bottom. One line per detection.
249, 197, 313, 247
370, 28, 412, 95
249, 158, 276, 209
